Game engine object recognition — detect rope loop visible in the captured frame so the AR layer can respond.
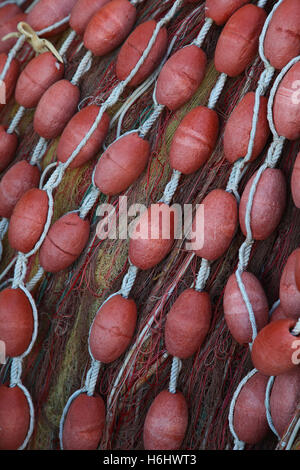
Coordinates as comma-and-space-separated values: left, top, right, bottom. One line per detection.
2, 22, 63, 63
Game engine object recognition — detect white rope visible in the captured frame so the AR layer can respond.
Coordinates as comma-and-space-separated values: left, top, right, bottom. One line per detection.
59, 29, 77, 57
139, 103, 164, 139
0, 255, 17, 282
265, 376, 280, 439
193, 17, 213, 48
11, 252, 27, 288
268, 56, 300, 137
0, 35, 25, 82
225, 66, 275, 198
38, 16, 71, 37
0, 0, 26, 5
285, 416, 300, 450
7, 105, 25, 134
30, 137, 47, 165
195, 259, 210, 292
228, 369, 257, 450
71, 50, 93, 86
85, 360, 101, 397
207, 73, 227, 110
292, 318, 300, 336
16, 382, 35, 450
0, 217, 8, 239
25, 0, 39, 12
235, 267, 257, 345
14, 284, 39, 359
39, 161, 57, 188
26, 266, 44, 291
258, 0, 284, 67
79, 186, 100, 219
121, 263, 139, 299
168, 356, 182, 394
160, 169, 181, 205
257, 0, 268, 8
59, 388, 85, 450
269, 299, 280, 318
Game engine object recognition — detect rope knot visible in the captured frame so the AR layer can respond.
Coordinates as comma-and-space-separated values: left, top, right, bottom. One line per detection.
2, 22, 63, 63
257, 65, 275, 95
12, 252, 28, 288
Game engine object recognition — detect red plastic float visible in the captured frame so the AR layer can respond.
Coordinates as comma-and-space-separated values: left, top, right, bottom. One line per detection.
0, 161, 40, 218
155, 45, 207, 111
0, 385, 30, 450
70, 0, 111, 36
27, 0, 77, 37
223, 271, 269, 345
205, 0, 249, 25
291, 152, 300, 208
223, 92, 269, 163
270, 368, 300, 437
264, 0, 300, 70
239, 168, 286, 240
0, 125, 18, 172
0, 287, 33, 357
34, 80, 80, 139
89, 294, 137, 363
165, 289, 211, 358
214, 4, 266, 77
273, 62, 300, 140
190, 189, 237, 261
39, 212, 90, 273
271, 304, 290, 323
279, 248, 300, 320
15, 52, 64, 109
94, 132, 150, 195
129, 203, 178, 270
62, 393, 106, 450
0, 4, 22, 27
143, 390, 188, 450
0, 53, 19, 109
0, 13, 27, 54
169, 106, 219, 173
233, 372, 269, 444
8, 188, 49, 253
251, 318, 299, 376
116, 20, 168, 87
84, 0, 136, 56
57, 105, 110, 168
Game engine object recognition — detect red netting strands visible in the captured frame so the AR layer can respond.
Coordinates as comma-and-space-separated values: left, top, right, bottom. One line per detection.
0, 0, 299, 451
